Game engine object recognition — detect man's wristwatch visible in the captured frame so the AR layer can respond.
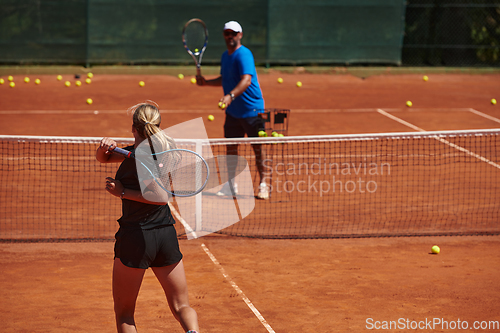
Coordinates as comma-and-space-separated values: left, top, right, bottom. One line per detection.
229, 93, 235, 101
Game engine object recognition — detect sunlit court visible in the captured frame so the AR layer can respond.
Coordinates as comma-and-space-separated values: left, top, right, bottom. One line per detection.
1, 2, 500, 333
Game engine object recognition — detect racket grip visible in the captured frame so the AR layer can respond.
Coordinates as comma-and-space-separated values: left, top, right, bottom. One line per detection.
112, 146, 134, 158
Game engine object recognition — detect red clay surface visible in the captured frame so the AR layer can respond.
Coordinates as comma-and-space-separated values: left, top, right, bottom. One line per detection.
1, 71, 500, 332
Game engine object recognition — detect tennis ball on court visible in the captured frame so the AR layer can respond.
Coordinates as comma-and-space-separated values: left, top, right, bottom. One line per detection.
57, 75, 62, 81
85, 78, 91, 84
8, 75, 13, 81
271, 131, 279, 137
0, 78, 4, 84
139, 81, 145, 87
278, 133, 284, 137
258, 130, 267, 137
296, 81, 302, 87
208, 115, 214, 121
75, 80, 82, 86
277, 77, 283, 84
87, 98, 93, 105
423, 75, 429, 82
190, 78, 197, 84
431, 245, 440, 254
406, 100, 413, 107
491, 98, 497, 105
87, 72, 93, 78
9, 82, 15, 88
64, 81, 71, 87
35, 78, 41, 85
24, 77, 30, 83
178, 73, 184, 80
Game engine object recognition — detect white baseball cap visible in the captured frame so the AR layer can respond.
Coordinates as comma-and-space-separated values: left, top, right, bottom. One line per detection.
223, 21, 242, 33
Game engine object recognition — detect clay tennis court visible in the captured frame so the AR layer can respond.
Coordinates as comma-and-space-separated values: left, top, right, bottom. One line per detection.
1, 69, 500, 332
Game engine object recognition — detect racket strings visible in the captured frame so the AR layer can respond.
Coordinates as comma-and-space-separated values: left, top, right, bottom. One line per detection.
184, 22, 206, 57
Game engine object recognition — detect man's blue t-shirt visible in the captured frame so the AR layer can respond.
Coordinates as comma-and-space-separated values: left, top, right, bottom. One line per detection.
220, 45, 264, 119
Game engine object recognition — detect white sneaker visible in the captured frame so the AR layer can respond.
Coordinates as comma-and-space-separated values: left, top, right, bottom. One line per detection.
257, 183, 269, 200
216, 182, 238, 196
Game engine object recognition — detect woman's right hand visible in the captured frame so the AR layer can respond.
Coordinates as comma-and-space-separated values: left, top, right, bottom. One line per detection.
99, 137, 117, 153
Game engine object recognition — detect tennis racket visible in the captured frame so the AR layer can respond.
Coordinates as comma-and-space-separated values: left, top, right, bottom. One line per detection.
112, 146, 209, 197
182, 18, 208, 77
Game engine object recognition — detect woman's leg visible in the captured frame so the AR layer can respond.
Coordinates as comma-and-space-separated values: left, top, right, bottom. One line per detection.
152, 260, 199, 332
113, 258, 146, 333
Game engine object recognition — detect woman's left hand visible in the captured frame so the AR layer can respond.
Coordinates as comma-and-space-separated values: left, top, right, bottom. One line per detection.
105, 177, 124, 197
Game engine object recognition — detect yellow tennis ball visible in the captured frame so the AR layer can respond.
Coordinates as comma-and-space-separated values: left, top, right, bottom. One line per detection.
64, 81, 71, 87
271, 131, 279, 137
86, 98, 93, 105
277, 77, 283, 84
178, 73, 184, 80
190, 78, 197, 84
431, 245, 440, 254
296, 81, 302, 87
35, 78, 41, 85
85, 78, 91, 84
278, 133, 284, 137
491, 98, 497, 105
24, 77, 30, 83
194, 48, 199, 53
208, 115, 214, 121
0, 78, 4, 84
9, 82, 15, 88
57, 75, 62, 81
139, 81, 145, 87
406, 100, 412, 107
258, 130, 266, 137
87, 72, 93, 78
8, 76, 13, 82
423, 75, 429, 82
75, 80, 82, 86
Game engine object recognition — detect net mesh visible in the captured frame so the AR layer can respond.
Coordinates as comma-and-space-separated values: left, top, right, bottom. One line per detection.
1, 130, 499, 242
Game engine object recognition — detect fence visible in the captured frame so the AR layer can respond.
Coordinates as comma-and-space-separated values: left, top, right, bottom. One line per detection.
0, 0, 498, 66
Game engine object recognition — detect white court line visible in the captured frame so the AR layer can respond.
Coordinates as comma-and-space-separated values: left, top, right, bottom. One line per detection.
201, 243, 276, 333
468, 108, 500, 124
377, 109, 500, 170
168, 203, 275, 332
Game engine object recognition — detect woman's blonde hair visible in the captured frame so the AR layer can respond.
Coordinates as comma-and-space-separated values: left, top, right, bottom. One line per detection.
128, 101, 176, 152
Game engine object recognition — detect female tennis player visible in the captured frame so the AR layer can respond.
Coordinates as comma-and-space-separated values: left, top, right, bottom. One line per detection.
96, 102, 200, 333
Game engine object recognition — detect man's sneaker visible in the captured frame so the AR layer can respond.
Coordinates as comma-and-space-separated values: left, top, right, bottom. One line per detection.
216, 182, 238, 196
257, 183, 269, 200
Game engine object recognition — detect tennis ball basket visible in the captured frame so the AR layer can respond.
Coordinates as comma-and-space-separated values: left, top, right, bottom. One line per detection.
257, 109, 290, 136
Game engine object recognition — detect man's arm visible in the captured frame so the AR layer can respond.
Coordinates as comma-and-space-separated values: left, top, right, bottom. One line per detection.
219, 74, 252, 108
196, 75, 222, 86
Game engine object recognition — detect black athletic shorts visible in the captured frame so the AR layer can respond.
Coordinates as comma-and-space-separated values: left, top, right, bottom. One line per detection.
224, 114, 265, 138
114, 225, 183, 269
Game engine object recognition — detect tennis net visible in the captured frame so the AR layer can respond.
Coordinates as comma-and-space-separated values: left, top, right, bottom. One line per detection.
1, 129, 499, 242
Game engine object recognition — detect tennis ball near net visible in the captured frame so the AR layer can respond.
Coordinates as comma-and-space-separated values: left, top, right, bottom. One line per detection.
431, 245, 440, 254
492, 98, 497, 105
208, 115, 214, 121
406, 100, 412, 107
258, 130, 267, 137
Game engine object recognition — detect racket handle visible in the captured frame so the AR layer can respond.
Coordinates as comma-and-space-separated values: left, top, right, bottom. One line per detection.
112, 146, 135, 159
